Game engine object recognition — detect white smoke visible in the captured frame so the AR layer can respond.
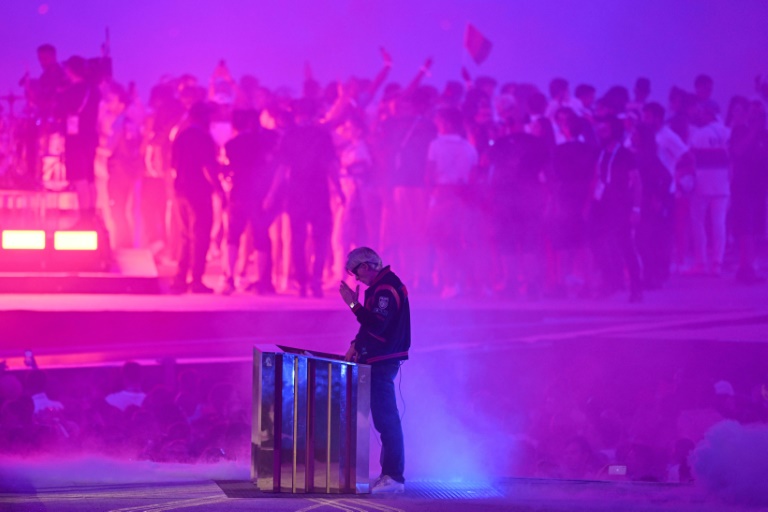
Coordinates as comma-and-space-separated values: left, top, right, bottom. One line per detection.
692, 420, 768, 507
0, 455, 248, 491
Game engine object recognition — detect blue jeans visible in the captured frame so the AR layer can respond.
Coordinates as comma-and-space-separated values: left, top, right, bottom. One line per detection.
370, 361, 405, 483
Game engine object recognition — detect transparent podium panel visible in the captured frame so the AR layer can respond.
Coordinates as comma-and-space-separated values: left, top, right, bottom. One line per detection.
251, 345, 371, 494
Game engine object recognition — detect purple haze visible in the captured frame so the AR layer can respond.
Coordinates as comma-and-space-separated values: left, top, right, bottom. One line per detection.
1, 0, 767, 105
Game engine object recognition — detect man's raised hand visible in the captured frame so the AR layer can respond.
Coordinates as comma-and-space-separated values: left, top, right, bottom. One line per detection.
339, 281, 360, 306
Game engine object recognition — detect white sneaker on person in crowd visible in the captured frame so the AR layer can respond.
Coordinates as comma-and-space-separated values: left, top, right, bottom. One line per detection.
221, 278, 236, 296
371, 475, 405, 494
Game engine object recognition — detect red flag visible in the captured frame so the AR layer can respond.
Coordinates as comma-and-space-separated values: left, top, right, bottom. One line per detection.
464, 24, 493, 65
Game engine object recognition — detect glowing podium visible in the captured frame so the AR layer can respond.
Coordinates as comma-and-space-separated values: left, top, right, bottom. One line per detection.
251, 345, 371, 494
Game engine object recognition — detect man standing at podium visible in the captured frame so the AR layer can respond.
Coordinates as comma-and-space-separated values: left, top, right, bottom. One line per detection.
340, 247, 410, 494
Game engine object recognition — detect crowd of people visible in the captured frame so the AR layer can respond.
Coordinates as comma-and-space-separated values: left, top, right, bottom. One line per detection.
0, 360, 251, 463
13, 44, 768, 300
517, 370, 768, 482
1, 356, 766, 483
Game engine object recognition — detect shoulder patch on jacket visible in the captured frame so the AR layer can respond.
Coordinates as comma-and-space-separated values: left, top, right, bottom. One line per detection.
373, 284, 401, 310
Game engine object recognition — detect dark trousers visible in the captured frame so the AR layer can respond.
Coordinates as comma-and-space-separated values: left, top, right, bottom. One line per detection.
370, 361, 405, 483
289, 208, 331, 290
175, 194, 212, 284
21, 119, 40, 185
592, 215, 641, 295
637, 207, 672, 287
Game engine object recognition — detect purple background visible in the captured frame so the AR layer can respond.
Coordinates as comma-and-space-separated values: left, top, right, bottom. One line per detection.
1, 0, 767, 105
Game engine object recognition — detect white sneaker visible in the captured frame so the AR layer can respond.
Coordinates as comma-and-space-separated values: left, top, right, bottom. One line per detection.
221, 279, 236, 296
371, 475, 404, 494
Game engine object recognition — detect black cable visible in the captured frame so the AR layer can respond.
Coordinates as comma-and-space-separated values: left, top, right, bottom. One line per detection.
398, 361, 406, 422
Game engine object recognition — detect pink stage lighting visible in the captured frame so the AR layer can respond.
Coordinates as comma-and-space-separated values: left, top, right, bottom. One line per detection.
54, 231, 99, 251
1, 230, 46, 250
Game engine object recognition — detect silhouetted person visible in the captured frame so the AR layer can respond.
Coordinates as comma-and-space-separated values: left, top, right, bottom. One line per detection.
170, 101, 221, 293
730, 100, 768, 283
267, 98, 339, 297
490, 101, 549, 298
31, 44, 67, 122
19, 44, 67, 184
590, 116, 643, 302
59, 55, 100, 226
633, 123, 673, 289
223, 109, 277, 295
549, 107, 598, 294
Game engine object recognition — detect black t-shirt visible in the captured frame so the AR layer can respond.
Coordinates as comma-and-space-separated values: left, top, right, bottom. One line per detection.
596, 145, 636, 214
553, 141, 598, 210
490, 132, 549, 217
58, 81, 99, 144
277, 124, 336, 210
172, 125, 218, 198
225, 129, 277, 203
731, 125, 768, 197
490, 132, 549, 191
37, 63, 67, 119
637, 153, 672, 204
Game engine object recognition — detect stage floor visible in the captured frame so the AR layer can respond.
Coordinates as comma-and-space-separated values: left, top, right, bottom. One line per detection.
0, 272, 766, 370
0, 465, 756, 512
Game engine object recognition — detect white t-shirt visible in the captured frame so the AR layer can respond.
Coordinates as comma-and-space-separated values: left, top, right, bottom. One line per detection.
340, 140, 372, 177
105, 390, 146, 411
427, 134, 477, 185
656, 125, 689, 193
32, 393, 64, 414
689, 122, 731, 196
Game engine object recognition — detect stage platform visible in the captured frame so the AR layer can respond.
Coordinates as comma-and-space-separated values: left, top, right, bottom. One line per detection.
0, 249, 160, 294
0, 273, 766, 510
0, 272, 766, 369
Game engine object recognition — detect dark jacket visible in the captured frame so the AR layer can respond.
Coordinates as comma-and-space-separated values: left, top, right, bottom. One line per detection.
351, 266, 410, 365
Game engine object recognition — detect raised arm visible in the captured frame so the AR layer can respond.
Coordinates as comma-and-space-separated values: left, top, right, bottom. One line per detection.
403, 57, 433, 95
360, 47, 394, 108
